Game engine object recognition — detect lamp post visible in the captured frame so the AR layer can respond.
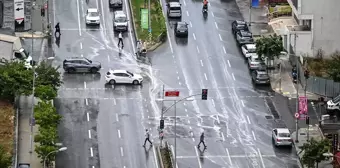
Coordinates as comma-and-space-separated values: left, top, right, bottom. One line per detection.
29, 1, 36, 153
43, 147, 67, 168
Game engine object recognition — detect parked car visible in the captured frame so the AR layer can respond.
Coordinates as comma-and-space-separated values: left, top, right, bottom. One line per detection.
247, 54, 261, 70
236, 30, 254, 46
174, 21, 188, 37
113, 11, 128, 31
105, 69, 143, 85
231, 20, 249, 34
327, 95, 340, 110
241, 43, 257, 58
251, 69, 270, 85
109, 0, 123, 8
272, 128, 293, 147
63, 57, 102, 73
85, 8, 100, 25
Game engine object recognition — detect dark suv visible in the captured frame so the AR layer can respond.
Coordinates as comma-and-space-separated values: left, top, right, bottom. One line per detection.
252, 69, 270, 85
232, 20, 249, 34
63, 57, 101, 73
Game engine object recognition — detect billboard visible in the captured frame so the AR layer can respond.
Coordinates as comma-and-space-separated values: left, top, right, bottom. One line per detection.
14, 0, 24, 24
298, 96, 308, 120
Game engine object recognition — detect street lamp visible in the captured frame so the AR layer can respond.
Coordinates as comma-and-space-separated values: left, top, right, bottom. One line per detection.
43, 147, 67, 168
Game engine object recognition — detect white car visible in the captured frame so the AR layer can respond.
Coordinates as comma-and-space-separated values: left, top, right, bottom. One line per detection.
248, 54, 261, 70
272, 128, 293, 147
85, 8, 100, 25
105, 70, 143, 85
241, 44, 257, 58
113, 11, 128, 31
327, 95, 340, 110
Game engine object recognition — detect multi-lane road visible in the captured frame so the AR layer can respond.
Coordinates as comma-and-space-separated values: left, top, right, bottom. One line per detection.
52, 0, 301, 167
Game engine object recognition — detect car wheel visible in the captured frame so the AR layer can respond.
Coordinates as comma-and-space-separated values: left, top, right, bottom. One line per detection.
109, 79, 116, 85
132, 80, 139, 85
67, 68, 76, 73
90, 67, 98, 73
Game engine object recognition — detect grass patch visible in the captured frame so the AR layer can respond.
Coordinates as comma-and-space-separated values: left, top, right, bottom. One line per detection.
160, 144, 172, 168
131, 0, 166, 46
0, 100, 14, 157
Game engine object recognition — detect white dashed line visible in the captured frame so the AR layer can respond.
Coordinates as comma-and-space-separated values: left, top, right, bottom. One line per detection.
215, 22, 218, 29
227, 60, 231, 67
113, 99, 116, 105
118, 129, 121, 138
211, 99, 215, 107
217, 115, 220, 124
200, 60, 203, 66
226, 148, 233, 165
204, 73, 208, 80
90, 147, 94, 157
87, 113, 90, 121
152, 146, 160, 168
183, 0, 186, 6
258, 148, 265, 168
120, 147, 124, 156
196, 46, 200, 53
184, 103, 186, 106
80, 42, 83, 49
187, 114, 189, 117
219, 34, 222, 41
221, 132, 225, 141
188, 120, 190, 124
85, 98, 88, 105
92, 166, 95, 168
84, 81, 87, 88
116, 113, 119, 122
211, 11, 214, 17
189, 21, 192, 27
185, 109, 188, 112
192, 138, 195, 142
177, 76, 180, 80
76, 0, 82, 36
107, 55, 110, 62
195, 147, 203, 168
252, 131, 256, 140
223, 46, 226, 54
246, 115, 251, 124
193, 33, 196, 40
186, 11, 189, 16
232, 73, 235, 80
241, 100, 245, 107
81, 54, 84, 57
88, 130, 92, 139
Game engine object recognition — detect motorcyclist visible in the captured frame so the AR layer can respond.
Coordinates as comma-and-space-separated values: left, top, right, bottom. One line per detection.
203, 0, 208, 11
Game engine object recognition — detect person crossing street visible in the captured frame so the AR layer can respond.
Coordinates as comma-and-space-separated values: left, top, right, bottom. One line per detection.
118, 32, 124, 48
55, 22, 61, 37
143, 129, 152, 147
197, 132, 207, 149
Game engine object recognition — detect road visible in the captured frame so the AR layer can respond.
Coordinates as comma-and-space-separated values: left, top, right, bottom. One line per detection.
52, 0, 160, 167
150, 0, 301, 167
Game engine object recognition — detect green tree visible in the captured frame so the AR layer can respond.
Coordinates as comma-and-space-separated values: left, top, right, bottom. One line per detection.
35, 61, 62, 91
255, 34, 284, 61
34, 126, 58, 146
0, 144, 11, 168
34, 100, 62, 127
35, 144, 58, 166
300, 138, 330, 168
35, 85, 57, 100
326, 51, 340, 82
0, 61, 33, 101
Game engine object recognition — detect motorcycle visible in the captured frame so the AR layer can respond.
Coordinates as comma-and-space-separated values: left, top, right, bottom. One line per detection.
292, 66, 297, 83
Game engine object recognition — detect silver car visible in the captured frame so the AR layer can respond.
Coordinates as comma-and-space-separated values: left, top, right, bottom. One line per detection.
248, 55, 261, 70
272, 128, 293, 147
113, 11, 128, 31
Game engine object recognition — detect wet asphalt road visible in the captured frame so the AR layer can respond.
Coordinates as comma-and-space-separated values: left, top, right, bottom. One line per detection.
52, 0, 159, 167
149, 0, 301, 167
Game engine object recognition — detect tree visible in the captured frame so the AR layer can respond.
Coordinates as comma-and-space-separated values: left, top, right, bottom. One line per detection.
326, 51, 340, 82
255, 34, 284, 61
35, 144, 58, 166
0, 144, 11, 168
35, 85, 57, 100
34, 126, 58, 146
34, 100, 62, 127
35, 61, 62, 91
300, 138, 330, 168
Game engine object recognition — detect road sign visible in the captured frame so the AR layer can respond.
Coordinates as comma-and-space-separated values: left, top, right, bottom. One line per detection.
165, 91, 180, 97
294, 113, 300, 119
14, 0, 25, 24
140, 9, 149, 29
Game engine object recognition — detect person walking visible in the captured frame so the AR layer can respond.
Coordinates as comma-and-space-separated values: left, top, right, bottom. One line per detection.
143, 129, 152, 147
197, 132, 207, 149
118, 32, 124, 47
55, 22, 61, 37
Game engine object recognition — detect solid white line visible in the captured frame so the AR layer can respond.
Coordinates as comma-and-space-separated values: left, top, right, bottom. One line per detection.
120, 147, 124, 156
200, 60, 203, 66
92, 166, 95, 168
196, 46, 200, 53
193, 33, 196, 40
211, 99, 215, 107
188, 120, 190, 124
232, 73, 235, 80
241, 100, 245, 107
116, 113, 119, 122
219, 34, 222, 41
226, 122, 229, 137
87, 113, 90, 121
153, 145, 160, 168
258, 148, 265, 168
80, 42, 83, 49
215, 22, 218, 29
81, 54, 83, 57
225, 148, 233, 165
186, 11, 189, 16
227, 60, 231, 67
107, 55, 110, 62
84, 81, 87, 88
192, 138, 195, 142
204, 73, 208, 80
221, 132, 225, 141
252, 131, 256, 140
118, 129, 121, 138
99, 0, 106, 34
247, 115, 251, 124
113, 99, 116, 105
123, 0, 136, 52
90, 147, 94, 157
194, 147, 203, 168
165, 23, 173, 53
85, 98, 88, 105
223, 46, 226, 54
88, 130, 92, 139
189, 21, 192, 28
176, 155, 277, 158
211, 11, 214, 17
170, 145, 179, 168
76, 0, 82, 36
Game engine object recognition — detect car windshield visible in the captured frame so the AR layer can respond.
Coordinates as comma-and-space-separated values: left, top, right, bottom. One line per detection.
126, 71, 134, 76
85, 58, 92, 63
89, 12, 99, 17
258, 74, 269, 78
237, 25, 246, 29
248, 48, 256, 53
115, 16, 126, 22
278, 133, 290, 137
333, 95, 340, 103
178, 24, 187, 30
170, 6, 181, 10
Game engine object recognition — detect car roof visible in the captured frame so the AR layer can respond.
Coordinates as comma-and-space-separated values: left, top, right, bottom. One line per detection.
245, 44, 256, 49
115, 10, 126, 15
169, 2, 181, 6
257, 71, 268, 75
240, 30, 252, 36
110, 70, 128, 73
177, 22, 187, 25
276, 128, 290, 133
88, 8, 98, 12
235, 20, 247, 25
65, 57, 86, 61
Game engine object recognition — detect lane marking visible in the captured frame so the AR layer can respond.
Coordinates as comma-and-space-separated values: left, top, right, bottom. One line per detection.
185, 109, 188, 112
211, 11, 214, 17
204, 73, 208, 80
118, 129, 121, 138
188, 120, 190, 124
225, 148, 233, 165
76, 0, 82, 36
193, 33, 196, 40
184, 103, 186, 106
258, 148, 265, 168
170, 145, 179, 168
120, 147, 124, 156
232, 73, 235, 80
196, 46, 200, 53
200, 60, 203, 66
152, 146, 160, 168
186, 11, 189, 16
107, 55, 110, 62
99, 0, 107, 35
88, 130, 92, 139
221, 132, 225, 141
90, 147, 94, 157
165, 22, 173, 53
217, 115, 220, 124
116, 113, 119, 122
113, 99, 116, 105
92, 166, 95, 168
176, 154, 277, 158
85, 98, 88, 105
211, 99, 215, 107
241, 100, 245, 107
219, 34, 222, 41
87, 113, 90, 121
194, 147, 203, 168
227, 60, 231, 67
189, 21, 192, 27
177, 76, 180, 80
226, 122, 229, 137
53, 0, 56, 27
81, 54, 84, 57
214, 22, 218, 29
223, 46, 226, 54
123, 0, 136, 52
84, 81, 87, 88
252, 131, 256, 140
246, 115, 251, 124
80, 42, 83, 49
183, 0, 186, 6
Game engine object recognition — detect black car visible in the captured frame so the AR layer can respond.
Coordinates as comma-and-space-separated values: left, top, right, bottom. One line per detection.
232, 20, 249, 34
236, 30, 254, 46
252, 69, 270, 85
174, 22, 188, 37
63, 57, 102, 73
109, 0, 123, 8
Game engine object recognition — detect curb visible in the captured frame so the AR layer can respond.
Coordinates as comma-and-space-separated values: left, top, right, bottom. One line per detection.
156, 145, 164, 168
127, 0, 138, 45
15, 32, 47, 38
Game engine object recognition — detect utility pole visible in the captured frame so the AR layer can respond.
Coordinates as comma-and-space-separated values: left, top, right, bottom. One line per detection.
148, 0, 152, 41
160, 85, 165, 147
46, 0, 49, 32
29, 1, 36, 153
248, 0, 252, 26
294, 33, 299, 143
279, 59, 282, 93
174, 100, 177, 168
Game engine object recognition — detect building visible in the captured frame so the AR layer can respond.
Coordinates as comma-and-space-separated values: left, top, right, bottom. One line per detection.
269, 0, 340, 57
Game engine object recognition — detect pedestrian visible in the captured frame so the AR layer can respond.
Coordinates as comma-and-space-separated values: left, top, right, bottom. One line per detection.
118, 32, 124, 47
55, 22, 61, 37
143, 129, 152, 147
197, 132, 207, 149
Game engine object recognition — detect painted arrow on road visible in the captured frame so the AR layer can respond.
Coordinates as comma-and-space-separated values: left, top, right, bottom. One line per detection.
16, 8, 23, 11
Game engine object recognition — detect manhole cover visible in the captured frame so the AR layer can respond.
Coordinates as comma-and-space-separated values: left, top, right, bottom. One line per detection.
265, 115, 273, 120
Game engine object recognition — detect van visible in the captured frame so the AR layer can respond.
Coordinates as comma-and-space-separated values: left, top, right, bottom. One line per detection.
167, 2, 182, 18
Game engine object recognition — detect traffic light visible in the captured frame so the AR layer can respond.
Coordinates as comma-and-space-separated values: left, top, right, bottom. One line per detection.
160, 119, 164, 129
41, 7, 45, 17
201, 89, 208, 100
306, 116, 310, 125
304, 70, 310, 79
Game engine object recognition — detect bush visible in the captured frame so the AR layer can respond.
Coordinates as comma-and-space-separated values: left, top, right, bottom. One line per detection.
34, 100, 61, 128
0, 144, 11, 168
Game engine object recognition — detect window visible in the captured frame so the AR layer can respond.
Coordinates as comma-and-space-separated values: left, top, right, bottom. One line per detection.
170, 6, 181, 10
115, 16, 126, 23
113, 73, 122, 76
121, 73, 130, 77
333, 95, 340, 103
126, 71, 134, 76
278, 133, 290, 137
89, 11, 99, 17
